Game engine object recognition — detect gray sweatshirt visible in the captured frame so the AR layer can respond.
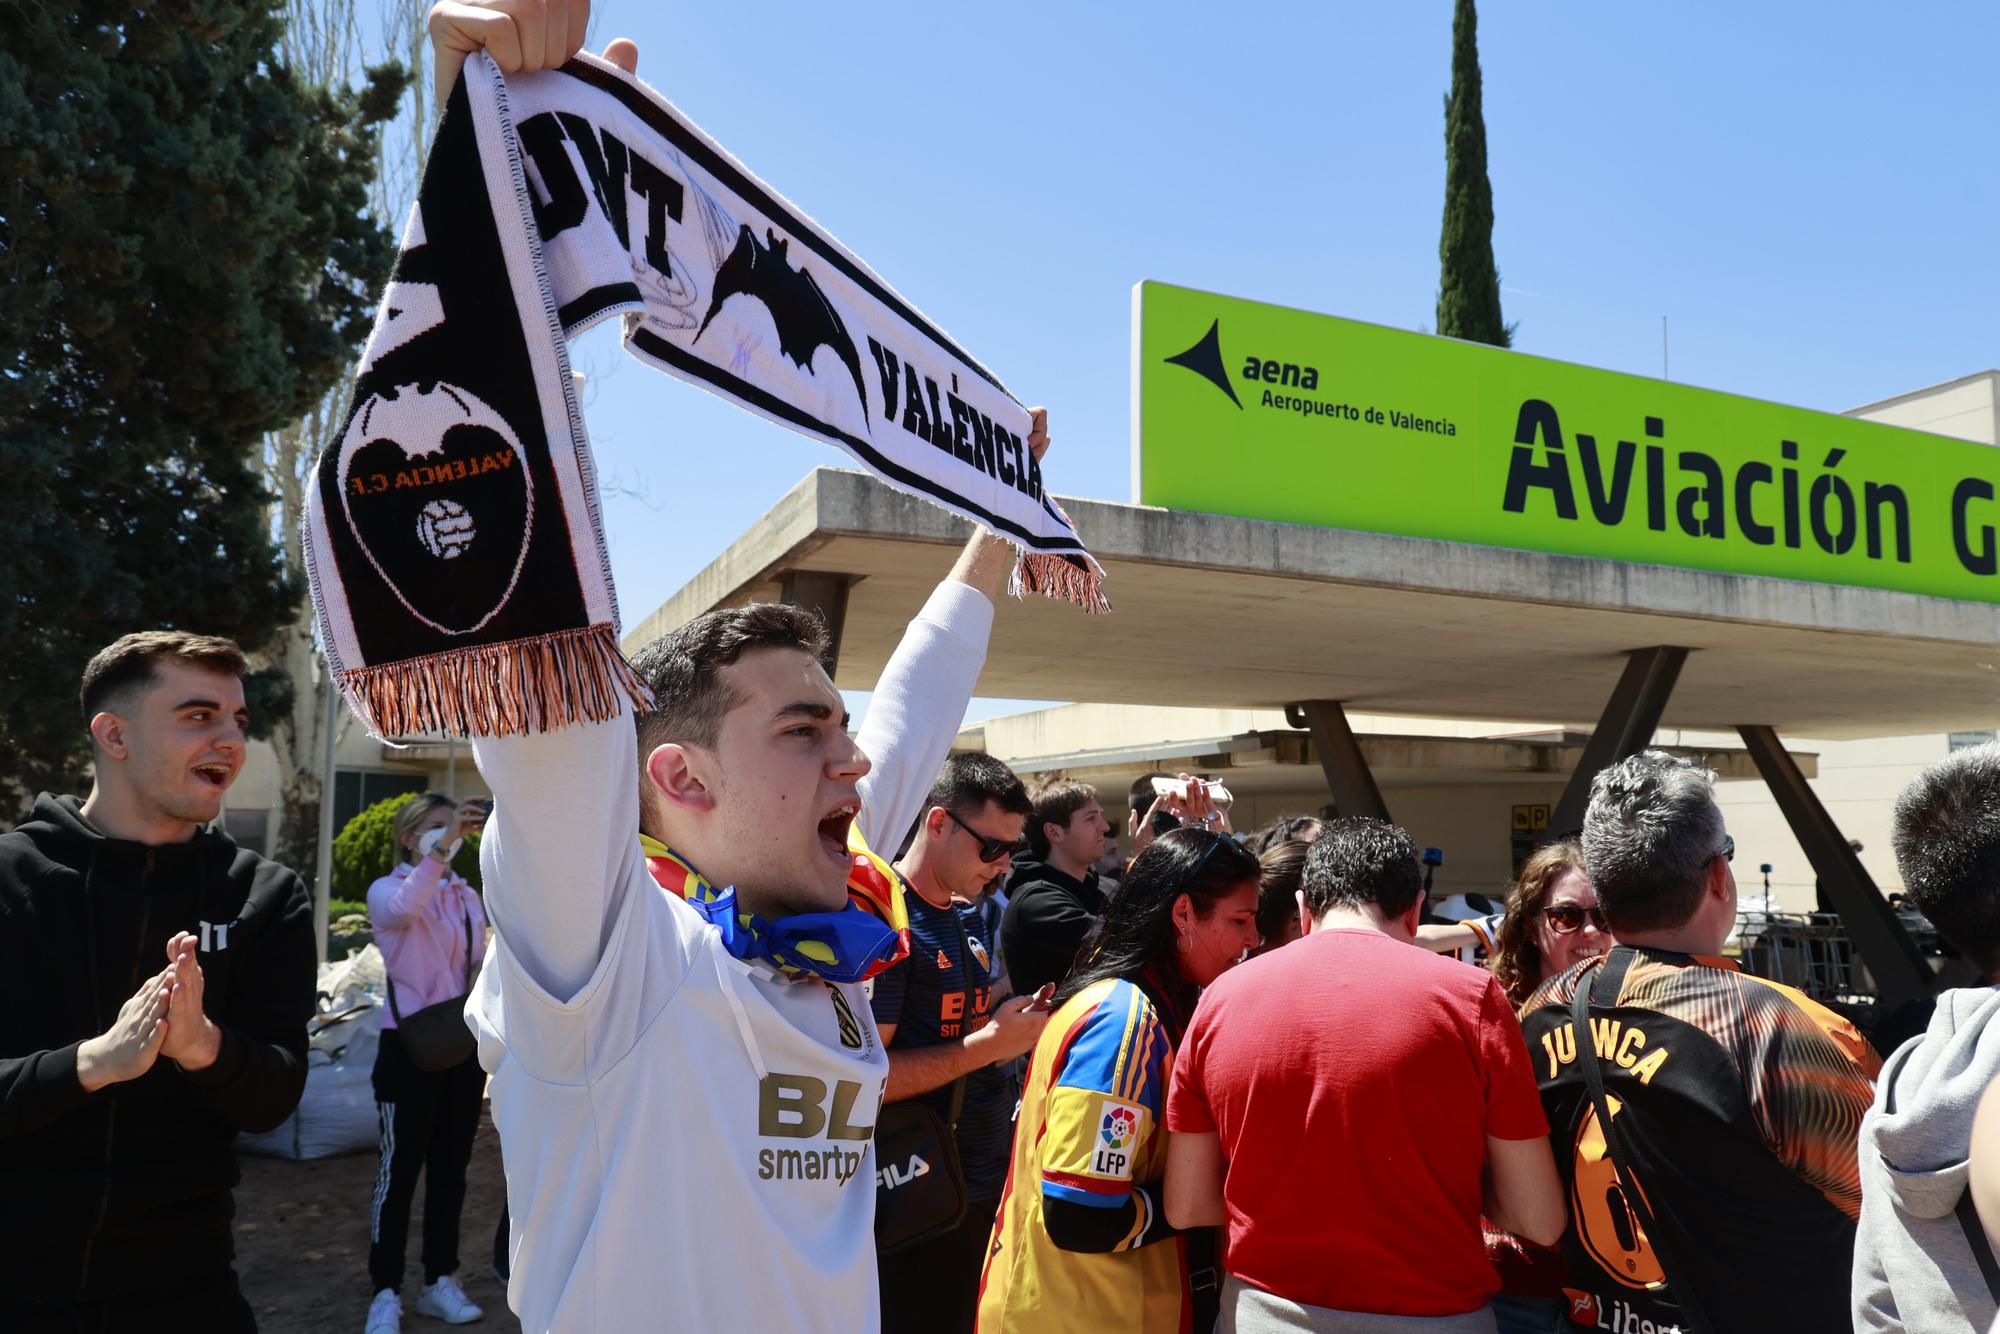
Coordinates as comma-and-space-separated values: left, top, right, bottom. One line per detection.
1853, 986, 2000, 1333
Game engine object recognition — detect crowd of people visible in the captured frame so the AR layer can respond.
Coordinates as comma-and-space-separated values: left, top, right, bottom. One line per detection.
17, 598, 2000, 1334
9, 5, 2000, 1334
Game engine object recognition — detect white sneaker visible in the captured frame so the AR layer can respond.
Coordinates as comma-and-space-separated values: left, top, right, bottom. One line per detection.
365, 1288, 402, 1334
416, 1274, 484, 1324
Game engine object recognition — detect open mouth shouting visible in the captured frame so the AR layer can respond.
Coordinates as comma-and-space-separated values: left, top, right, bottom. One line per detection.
818, 798, 859, 866
191, 760, 235, 791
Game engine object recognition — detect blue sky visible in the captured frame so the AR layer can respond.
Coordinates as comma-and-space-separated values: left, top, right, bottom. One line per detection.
378, 2, 2000, 720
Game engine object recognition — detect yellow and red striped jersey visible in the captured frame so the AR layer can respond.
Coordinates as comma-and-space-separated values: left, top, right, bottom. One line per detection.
976, 976, 1191, 1334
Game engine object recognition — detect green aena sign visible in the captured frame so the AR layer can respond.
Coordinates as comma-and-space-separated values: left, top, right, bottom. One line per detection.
1134, 281, 2000, 604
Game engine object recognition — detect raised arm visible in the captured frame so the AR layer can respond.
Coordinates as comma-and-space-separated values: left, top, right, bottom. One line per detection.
855, 408, 1048, 851
853, 543, 998, 854
427, 0, 604, 104
367, 804, 484, 928
470, 709, 645, 1002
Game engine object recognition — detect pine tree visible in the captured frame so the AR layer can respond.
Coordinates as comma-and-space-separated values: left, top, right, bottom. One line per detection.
0, 1, 407, 802
1435, 0, 1511, 347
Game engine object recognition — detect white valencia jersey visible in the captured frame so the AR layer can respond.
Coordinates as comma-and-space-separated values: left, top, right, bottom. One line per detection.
470, 861, 888, 1332
468, 581, 994, 1332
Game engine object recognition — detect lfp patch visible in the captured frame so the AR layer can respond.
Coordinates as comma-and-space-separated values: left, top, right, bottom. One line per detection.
1090, 1100, 1141, 1180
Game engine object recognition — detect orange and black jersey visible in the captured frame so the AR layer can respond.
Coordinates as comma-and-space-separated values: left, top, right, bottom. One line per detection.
1518, 945, 1880, 1334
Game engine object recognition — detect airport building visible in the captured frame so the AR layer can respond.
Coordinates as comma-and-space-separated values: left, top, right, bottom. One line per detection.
224, 289, 1999, 1013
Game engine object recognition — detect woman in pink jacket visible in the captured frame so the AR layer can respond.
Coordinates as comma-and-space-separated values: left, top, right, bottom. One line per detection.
364, 794, 490, 1334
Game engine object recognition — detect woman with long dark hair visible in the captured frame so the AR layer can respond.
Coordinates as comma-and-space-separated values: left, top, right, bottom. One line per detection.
977, 828, 1261, 1334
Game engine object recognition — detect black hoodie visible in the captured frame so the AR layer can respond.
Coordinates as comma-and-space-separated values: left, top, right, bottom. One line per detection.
1001, 858, 1111, 998
0, 794, 314, 1300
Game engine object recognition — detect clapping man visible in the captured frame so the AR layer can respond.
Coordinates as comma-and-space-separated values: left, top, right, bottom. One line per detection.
0, 632, 315, 1331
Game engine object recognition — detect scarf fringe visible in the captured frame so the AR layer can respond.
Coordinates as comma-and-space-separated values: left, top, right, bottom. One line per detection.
1013, 550, 1113, 614
339, 622, 653, 738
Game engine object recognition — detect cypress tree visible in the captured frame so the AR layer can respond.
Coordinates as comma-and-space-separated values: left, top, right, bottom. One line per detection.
1436, 0, 1511, 347
0, 2, 406, 800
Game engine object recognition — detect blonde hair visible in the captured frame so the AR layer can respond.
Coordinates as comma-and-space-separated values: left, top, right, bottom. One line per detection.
391, 793, 456, 865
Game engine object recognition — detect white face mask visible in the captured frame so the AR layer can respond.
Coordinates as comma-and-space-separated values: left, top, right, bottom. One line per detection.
418, 826, 448, 857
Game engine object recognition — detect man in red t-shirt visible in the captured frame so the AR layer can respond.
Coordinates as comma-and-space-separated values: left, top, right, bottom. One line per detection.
1164, 817, 1565, 1329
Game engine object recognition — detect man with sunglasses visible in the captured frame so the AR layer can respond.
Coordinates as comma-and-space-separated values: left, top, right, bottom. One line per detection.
872, 753, 1052, 1334
1517, 752, 1878, 1334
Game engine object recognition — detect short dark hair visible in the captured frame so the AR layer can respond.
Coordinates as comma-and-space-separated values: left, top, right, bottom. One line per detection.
1027, 779, 1098, 859
80, 630, 247, 722
1582, 751, 1725, 935
630, 603, 829, 757
925, 753, 1033, 822
1129, 773, 1170, 815
1893, 742, 2000, 973
1301, 817, 1423, 919
1249, 814, 1323, 856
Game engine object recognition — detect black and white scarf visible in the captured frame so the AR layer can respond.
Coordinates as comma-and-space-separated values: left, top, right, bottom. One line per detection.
305, 52, 1105, 738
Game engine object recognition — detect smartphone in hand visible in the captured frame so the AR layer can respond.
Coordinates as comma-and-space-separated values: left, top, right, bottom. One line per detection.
1149, 776, 1235, 805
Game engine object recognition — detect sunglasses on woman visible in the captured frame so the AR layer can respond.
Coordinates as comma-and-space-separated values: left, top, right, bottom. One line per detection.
1542, 903, 1609, 935
945, 808, 1030, 863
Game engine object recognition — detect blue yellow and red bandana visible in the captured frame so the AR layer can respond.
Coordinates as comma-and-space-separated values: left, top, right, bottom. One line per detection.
639, 827, 911, 984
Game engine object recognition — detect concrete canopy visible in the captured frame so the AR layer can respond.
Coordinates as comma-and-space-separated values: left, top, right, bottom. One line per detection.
945, 725, 1804, 796
625, 468, 2000, 740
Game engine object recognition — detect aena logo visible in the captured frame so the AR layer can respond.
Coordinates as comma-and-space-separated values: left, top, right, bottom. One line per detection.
1165, 321, 1323, 408
1164, 319, 1243, 408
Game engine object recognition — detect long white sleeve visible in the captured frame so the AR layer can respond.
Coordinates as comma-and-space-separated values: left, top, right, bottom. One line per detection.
855, 580, 995, 856
470, 706, 645, 1003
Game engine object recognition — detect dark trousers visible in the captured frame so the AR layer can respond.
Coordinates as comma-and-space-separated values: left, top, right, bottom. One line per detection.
0, 1267, 255, 1332
877, 1194, 1000, 1334
368, 1028, 485, 1292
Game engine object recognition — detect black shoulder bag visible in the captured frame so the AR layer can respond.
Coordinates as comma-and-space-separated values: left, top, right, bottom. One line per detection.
873, 1074, 970, 1254
386, 905, 478, 1072
1571, 947, 1716, 1334
1878, 1039, 2000, 1301
874, 906, 978, 1254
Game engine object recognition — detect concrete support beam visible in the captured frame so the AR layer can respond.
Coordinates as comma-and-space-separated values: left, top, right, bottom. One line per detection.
1736, 724, 1934, 1012
779, 570, 854, 677
1549, 647, 1691, 839
1286, 701, 1391, 823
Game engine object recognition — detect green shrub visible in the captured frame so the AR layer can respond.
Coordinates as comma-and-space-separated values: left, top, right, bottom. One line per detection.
330, 793, 483, 907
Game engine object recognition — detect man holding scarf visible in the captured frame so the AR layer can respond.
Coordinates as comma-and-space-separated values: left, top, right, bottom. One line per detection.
327, 11, 1069, 1330
464, 498, 1036, 1330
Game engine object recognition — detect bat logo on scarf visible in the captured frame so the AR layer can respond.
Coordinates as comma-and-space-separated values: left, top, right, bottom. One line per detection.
694, 224, 871, 434
336, 382, 534, 636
